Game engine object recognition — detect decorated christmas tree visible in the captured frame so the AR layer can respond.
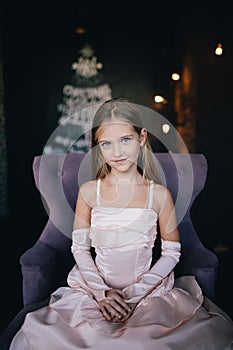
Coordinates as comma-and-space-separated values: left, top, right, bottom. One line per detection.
44, 44, 112, 154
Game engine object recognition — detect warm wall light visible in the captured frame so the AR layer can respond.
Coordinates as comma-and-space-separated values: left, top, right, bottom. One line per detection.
162, 123, 170, 134
74, 11, 86, 35
75, 26, 86, 34
171, 72, 180, 81
215, 43, 223, 56
154, 95, 167, 104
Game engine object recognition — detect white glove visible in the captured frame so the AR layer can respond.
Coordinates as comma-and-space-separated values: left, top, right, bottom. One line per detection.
68, 228, 110, 301
123, 239, 181, 303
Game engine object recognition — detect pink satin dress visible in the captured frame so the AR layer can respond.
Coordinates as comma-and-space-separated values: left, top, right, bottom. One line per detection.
10, 181, 233, 349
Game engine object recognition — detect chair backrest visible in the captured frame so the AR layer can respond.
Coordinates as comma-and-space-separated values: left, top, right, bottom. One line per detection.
32, 151, 207, 249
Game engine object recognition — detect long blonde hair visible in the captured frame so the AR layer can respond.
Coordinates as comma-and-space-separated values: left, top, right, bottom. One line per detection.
91, 97, 162, 184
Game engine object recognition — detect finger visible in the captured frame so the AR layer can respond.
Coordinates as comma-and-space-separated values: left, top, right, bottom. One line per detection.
115, 289, 128, 299
108, 300, 129, 316
120, 312, 132, 323
112, 312, 130, 323
120, 306, 136, 322
105, 303, 127, 319
112, 297, 131, 313
111, 315, 121, 323
100, 306, 112, 321
111, 313, 128, 323
107, 293, 131, 312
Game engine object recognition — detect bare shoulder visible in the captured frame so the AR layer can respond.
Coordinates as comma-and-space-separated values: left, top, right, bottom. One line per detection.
153, 183, 174, 213
79, 180, 97, 207
80, 180, 97, 193
154, 183, 172, 197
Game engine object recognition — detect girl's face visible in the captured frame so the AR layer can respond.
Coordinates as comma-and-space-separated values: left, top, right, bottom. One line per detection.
96, 121, 147, 173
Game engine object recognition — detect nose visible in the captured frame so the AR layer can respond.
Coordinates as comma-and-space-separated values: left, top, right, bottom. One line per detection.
112, 141, 123, 158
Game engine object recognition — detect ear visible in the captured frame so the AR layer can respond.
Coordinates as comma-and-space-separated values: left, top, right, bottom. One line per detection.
140, 128, 147, 146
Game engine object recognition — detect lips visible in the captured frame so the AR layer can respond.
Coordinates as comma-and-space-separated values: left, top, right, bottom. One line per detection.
112, 159, 127, 164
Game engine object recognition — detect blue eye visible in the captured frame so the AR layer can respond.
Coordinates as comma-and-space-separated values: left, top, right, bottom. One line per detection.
121, 137, 131, 144
100, 141, 111, 148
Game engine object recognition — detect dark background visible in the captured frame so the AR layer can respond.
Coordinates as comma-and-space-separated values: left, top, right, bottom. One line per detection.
1, 1, 233, 333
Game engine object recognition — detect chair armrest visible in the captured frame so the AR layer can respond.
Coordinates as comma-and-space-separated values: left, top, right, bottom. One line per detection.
190, 265, 218, 301
189, 245, 218, 301
185, 243, 218, 268
20, 241, 61, 306
177, 244, 218, 301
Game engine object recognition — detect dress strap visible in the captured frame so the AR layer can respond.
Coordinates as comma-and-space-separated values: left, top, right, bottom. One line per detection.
96, 179, 101, 207
148, 180, 154, 209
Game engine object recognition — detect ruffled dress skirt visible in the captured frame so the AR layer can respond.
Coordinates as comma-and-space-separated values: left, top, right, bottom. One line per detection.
9, 207, 233, 349
9, 274, 233, 349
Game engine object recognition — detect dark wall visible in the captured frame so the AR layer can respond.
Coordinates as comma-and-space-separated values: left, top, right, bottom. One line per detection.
1, 2, 233, 331
3, 4, 233, 244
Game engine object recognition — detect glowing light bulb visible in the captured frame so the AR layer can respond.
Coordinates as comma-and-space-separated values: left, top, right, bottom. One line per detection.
215, 43, 223, 56
154, 95, 167, 104
162, 124, 170, 134
171, 72, 180, 81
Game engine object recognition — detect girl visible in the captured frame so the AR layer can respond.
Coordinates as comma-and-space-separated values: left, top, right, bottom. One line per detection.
10, 98, 233, 349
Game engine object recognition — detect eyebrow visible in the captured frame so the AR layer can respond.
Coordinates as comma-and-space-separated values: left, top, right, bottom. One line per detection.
98, 134, 133, 143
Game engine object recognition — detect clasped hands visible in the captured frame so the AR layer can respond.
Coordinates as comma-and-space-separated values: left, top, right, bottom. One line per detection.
98, 289, 137, 323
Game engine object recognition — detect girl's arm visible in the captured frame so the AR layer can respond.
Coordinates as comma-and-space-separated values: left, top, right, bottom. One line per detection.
122, 185, 181, 303
69, 181, 111, 301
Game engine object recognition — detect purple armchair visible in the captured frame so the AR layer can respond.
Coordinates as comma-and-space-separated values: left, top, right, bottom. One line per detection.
0, 152, 218, 349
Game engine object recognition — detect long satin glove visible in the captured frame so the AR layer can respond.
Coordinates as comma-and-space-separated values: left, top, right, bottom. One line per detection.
123, 239, 181, 303
67, 228, 110, 301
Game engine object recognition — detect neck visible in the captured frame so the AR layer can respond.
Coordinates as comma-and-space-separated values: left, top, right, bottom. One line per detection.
106, 169, 144, 185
